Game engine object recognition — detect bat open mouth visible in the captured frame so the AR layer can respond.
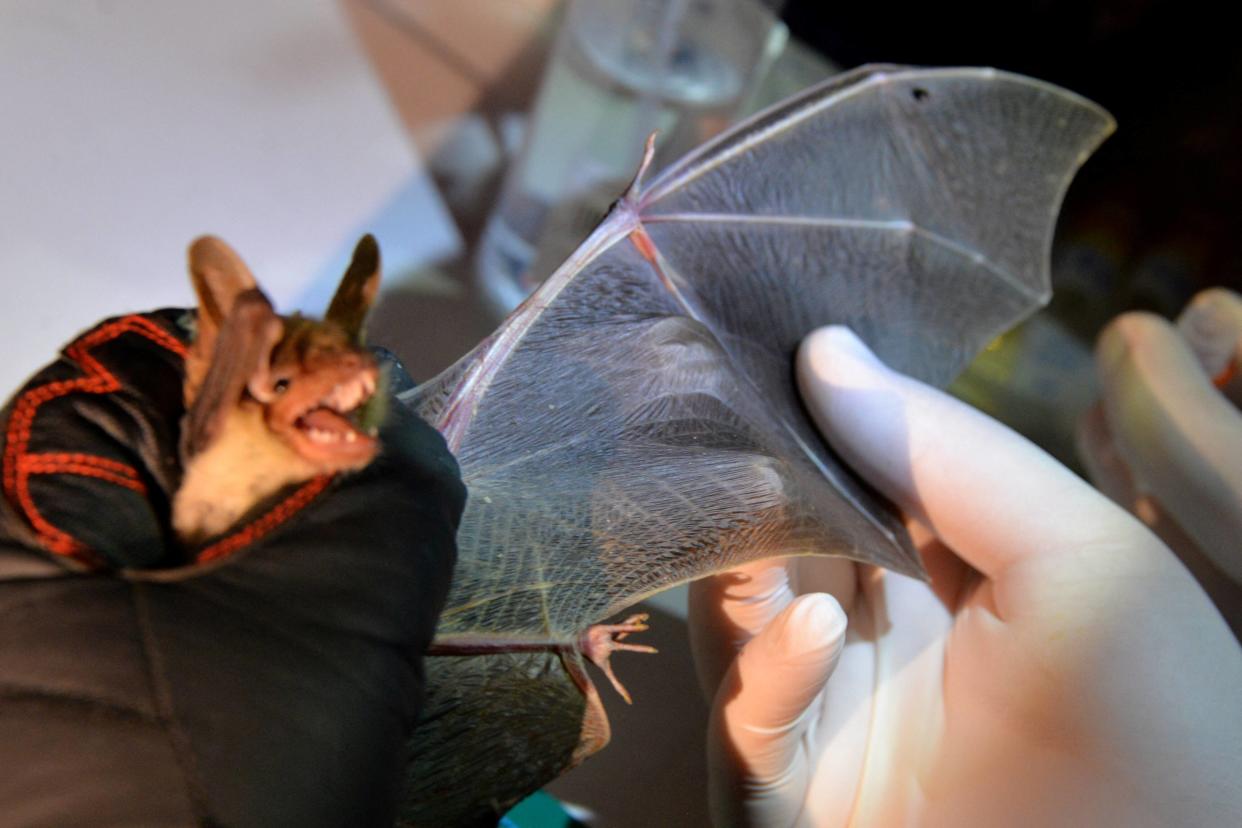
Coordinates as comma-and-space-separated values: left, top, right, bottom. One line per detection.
288, 372, 379, 465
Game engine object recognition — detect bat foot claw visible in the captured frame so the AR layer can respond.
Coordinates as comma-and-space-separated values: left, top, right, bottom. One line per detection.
579, 613, 658, 704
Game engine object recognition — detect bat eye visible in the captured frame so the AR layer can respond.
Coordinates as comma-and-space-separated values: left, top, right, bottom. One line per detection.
273, 378, 290, 394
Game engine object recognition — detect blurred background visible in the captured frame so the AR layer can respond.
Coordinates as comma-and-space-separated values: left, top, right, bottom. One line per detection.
1, 1, 1237, 824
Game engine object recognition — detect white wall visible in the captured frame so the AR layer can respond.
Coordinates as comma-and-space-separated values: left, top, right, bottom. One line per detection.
0, 0, 460, 394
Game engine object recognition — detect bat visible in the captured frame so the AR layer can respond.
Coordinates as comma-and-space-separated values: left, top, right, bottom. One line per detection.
174, 234, 384, 544
397, 65, 1114, 823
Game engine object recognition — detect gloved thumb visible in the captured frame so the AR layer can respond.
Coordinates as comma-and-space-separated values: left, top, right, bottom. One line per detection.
707, 592, 847, 827
1178, 287, 1242, 406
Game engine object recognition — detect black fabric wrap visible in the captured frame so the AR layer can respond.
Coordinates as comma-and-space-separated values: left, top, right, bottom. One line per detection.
0, 310, 465, 827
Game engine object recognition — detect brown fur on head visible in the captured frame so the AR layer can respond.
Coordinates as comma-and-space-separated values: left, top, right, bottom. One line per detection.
175, 235, 383, 543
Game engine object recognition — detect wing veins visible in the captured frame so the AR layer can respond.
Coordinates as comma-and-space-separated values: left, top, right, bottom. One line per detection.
463, 432, 593, 484
632, 228, 907, 551
596, 477, 700, 549
640, 212, 1035, 303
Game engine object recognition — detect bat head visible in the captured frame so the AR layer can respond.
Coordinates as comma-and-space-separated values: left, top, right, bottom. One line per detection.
182, 234, 384, 473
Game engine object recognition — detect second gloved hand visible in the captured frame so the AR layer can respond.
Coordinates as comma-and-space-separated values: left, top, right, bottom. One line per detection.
1078, 287, 1242, 634
690, 326, 1242, 827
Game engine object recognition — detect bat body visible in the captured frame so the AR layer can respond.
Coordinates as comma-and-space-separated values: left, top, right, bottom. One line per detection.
397, 66, 1115, 824
174, 235, 383, 544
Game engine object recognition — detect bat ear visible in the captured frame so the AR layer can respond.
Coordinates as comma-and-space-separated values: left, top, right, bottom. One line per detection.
187, 235, 260, 357
325, 234, 381, 343
182, 289, 283, 459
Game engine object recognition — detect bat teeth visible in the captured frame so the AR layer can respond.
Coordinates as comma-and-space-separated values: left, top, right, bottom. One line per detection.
321, 377, 370, 413
307, 427, 340, 444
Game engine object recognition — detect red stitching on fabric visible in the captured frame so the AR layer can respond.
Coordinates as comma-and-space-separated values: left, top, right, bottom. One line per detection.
196, 475, 334, 563
5, 313, 333, 568
22, 452, 142, 478
2, 316, 187, 566
22, 456, 147, 493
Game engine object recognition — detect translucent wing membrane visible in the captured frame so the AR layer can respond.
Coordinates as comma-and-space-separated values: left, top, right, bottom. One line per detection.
400, 65, 1113, 823
408, 65, 1113, 643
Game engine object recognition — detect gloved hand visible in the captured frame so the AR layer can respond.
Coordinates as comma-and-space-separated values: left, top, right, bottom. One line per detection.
1077, 288, 1242, 633
690, 326, 1242, 827
0, 310, 464, 827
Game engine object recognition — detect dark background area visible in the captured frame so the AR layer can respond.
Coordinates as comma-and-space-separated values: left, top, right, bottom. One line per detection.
783, 0, 1241, 335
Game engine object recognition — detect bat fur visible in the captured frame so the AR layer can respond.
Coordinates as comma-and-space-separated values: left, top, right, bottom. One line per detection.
174, 235, 383, 544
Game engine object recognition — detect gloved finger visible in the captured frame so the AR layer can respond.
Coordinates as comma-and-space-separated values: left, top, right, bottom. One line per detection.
689, 557, 798, 702
1078, 402, 1189, 546
1079, 357, 1242, 633
1095, 311, 1242, 582
793, 523, 972, 612
906, 519, 978, 612
796, 326, 1160, 582
1076, 400, 1141, 509
708, 592, 848, 828
1177, 287, 1242, 407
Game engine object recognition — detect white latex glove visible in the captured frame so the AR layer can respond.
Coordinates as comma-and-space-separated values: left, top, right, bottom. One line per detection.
689, 326, 1242, 827
1077, 288, 1242, 633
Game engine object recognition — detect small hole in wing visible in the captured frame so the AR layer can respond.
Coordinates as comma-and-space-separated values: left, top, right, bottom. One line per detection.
912, 87, 930, 102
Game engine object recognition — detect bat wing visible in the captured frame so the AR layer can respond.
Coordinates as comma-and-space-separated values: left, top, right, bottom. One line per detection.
400, 66, 1113, 821
410, 65, 1112, 642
